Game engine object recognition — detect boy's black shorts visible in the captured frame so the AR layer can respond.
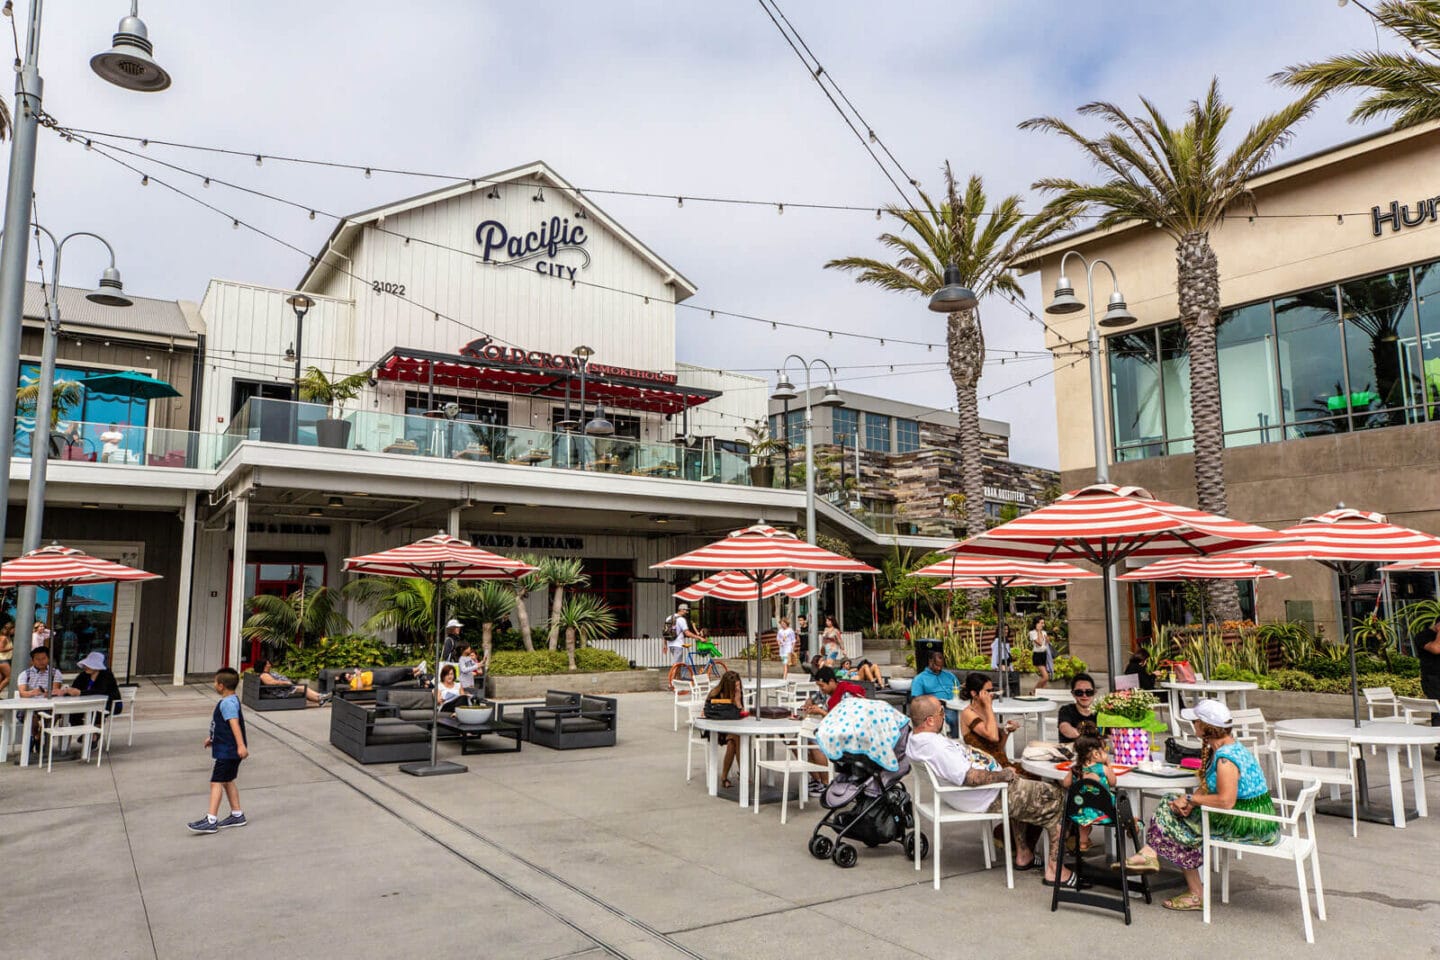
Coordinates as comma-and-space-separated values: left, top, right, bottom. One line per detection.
210, 758, 242, 783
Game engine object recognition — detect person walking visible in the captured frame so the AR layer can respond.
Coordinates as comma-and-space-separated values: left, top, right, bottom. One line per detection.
187, 668, 249, 834
1029, 617, 1053, 690
776, 617, 797, 678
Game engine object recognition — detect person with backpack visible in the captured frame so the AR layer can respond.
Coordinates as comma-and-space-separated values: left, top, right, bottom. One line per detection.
666, 603, 705, 666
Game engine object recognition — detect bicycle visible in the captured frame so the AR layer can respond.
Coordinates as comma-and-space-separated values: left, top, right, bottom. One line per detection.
666, 641, 728, 691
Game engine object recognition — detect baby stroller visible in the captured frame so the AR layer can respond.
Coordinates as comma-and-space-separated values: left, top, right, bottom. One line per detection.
808, 722, 927, 869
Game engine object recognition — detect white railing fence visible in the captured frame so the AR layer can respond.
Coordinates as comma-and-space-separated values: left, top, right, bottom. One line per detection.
589, 632, 864, 669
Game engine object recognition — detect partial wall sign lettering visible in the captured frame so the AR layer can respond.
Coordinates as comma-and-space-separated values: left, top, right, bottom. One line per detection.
1371, 197, 1440, 237
475, 216, 591, 281
459, 336, 679, 385
474, 533, 584, 551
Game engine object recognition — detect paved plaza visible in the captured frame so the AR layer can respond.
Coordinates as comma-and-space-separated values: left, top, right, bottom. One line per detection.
2, 683, 1437, 960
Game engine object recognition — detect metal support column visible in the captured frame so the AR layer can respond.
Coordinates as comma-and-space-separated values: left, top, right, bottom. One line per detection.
171, 494, 197, 685
227, 496, 249, 670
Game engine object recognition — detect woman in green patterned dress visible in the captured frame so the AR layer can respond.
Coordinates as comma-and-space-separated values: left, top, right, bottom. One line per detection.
1124, 699, 1278, 911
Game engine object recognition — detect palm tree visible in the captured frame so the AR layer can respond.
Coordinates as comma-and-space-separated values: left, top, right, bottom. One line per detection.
241, 585, 350, 661
549, 593, 618, 671
1020, 79, 1321, 618
1274, 0, 1440, 128
826, 163, 1071, 542
508, 553, 543, 651
537, 556, 588, 651
450, 580, 516, 666
344, 576, 440, 643
16, 378, 82, 426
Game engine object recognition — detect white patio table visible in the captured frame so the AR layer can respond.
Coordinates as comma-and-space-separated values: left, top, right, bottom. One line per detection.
1274, 718, 1439, 828
693, 716, 802, 810
1, 695, 109, 767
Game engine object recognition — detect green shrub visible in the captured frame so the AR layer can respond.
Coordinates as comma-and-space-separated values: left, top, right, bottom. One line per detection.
1052, 655, 1089, 682
487, 648, 631, 675
277, 633, 408, 678
1265, 668, 1419, 696
1388, 654, 1420, 678
1295, 655, 1349, 680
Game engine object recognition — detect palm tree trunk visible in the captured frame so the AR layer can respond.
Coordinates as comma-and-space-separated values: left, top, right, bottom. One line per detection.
481, 622, 494, 669
548, 587, 565, 651
514, 589, 535, 651
1177, 232, 1242, 622
948, 305, 990, 609
565, 626, 577, 671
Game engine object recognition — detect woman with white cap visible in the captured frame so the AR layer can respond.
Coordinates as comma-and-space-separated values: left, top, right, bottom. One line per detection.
1123, 698, 1278, 911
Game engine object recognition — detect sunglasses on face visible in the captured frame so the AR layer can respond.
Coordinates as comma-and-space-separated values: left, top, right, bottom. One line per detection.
1073, 689, 1095, 697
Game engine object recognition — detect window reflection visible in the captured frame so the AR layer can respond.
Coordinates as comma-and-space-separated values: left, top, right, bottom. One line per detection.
1159, 325, 1193, 454
1109, 330, 1163, 460
3, 582, 116, 672
1217, 302, 1282, 446
1340, 269, 1418, 430
1274, 286, 1348, 438
1410, 261, 1440, 419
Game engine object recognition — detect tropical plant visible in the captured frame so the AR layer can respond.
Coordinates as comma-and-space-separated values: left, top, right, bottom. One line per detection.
1274, 0, 1440, 129
296, 365, 371, 418
1402, 598, 1440, 637
344, 576, 442, 640
275, 633, 407, 678
547, 592, 618, 671
744, 422, 786, 462
240, 585, 350, 659
507, 553, 543, 651
1021, 79, 1321, 620
15, 378, 83, 428
537, 556, 588, 651
1051, 654, 1089, 683
1257, 619, 1316, 666
450, 580, 517, 665
825, 163, 1072, 544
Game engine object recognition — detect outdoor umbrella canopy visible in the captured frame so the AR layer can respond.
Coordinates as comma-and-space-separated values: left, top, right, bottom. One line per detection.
1224, 507, 1440, 725
1117, 557, 1290, 678
948, 484, 1293, 682
674, 570, 818, 602
81, 370, 181, 431
1, 543, 160, 674
342, 532, 534, 775
654, 524, 877, 716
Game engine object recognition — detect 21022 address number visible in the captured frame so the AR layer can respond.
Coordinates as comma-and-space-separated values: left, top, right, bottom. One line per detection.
372, 281, 406, 296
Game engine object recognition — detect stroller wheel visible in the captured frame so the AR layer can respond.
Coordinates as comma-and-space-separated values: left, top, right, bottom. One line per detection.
904, 831, 930, 861
832, 843, 859, 868
808, 835, 834, 860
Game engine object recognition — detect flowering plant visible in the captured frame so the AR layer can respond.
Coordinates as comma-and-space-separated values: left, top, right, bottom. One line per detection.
1095, 689, 1168, 732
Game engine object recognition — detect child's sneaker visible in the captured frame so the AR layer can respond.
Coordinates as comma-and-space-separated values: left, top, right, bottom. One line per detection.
216, 812, 247, 829
808, 779, 825, 797
186, 817, 218, 834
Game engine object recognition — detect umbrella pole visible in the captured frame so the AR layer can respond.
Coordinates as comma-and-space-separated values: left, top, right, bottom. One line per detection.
1101, 564, 1118, 688
754, 573, 762, 721
401, 570, 466, 776
1199, 585, 1210, 681
1340, 571, 1360, 728
993, 580, 1005, 691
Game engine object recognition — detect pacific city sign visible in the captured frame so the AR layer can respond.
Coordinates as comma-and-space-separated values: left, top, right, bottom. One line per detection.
475, 216, 591, 281
459, 337, 679, 385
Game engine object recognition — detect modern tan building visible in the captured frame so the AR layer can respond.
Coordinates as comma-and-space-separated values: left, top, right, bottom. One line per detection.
1016, 122, 1440, 669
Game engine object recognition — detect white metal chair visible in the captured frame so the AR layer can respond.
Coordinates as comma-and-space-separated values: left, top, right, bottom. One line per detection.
1398, 696, 1440, 725
40, 700, 109, 771
752, 732, 829, 823
1230, 708, 1275, 780
107, 684, 139, 749
1273, 734, 1361, 838
908, 758, 1013, 891
1202, 781, 1326, 943
684, 697, 708, 783
672, 680, 695, 732
1363, 686, 1402, 722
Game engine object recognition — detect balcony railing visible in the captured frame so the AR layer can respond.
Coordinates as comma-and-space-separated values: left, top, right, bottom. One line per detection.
13, 418, 235, 471
229, 397, 757, 486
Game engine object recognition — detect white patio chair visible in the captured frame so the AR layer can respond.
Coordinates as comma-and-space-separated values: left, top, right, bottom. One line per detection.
672, 680, 694, 732
908, 758, 1013, 891
753, 732, 829, 823
684, 697, 708, 783
1398, 696, 1440, 725
1362, 686, 1402, 722
1230, 708, 1275, 779
106, 684, 139, 749
40, 700, 108, 771
1273, 734, 1360, 838
1202, 781, 1326, 943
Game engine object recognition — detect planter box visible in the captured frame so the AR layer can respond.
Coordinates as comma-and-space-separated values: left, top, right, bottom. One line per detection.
486, 669, 664, 699
1245, 689, 1363, 721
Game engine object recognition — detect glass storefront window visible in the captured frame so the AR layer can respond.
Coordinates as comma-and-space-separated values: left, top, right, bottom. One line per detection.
895, 418, 920, 452
864, 413, 891, 452
1409, 260, 1440, 420
1109, 329, 1163, 461
1217, 301, 1283, 446
3, 582, 116, 672
1340, 269, 1418, 430
831, 407, 858, 446
15, 362, 153, 461
1274, 285, 1348, 438
1159, 325, 1193, 455
784, 409, 805, 447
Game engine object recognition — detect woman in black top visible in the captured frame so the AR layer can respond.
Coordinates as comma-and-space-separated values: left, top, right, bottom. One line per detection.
65, 650, 123, 711
1056, 672, 1099, 744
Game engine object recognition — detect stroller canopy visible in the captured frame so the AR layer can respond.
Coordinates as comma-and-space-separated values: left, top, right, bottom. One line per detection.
815, 697, 910, 772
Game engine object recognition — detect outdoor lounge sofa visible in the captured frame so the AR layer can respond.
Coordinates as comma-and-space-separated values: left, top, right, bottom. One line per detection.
522, 691, 617, 750
317, 665, 420, 697
329, 695, 430, 764
241, 674, 310, 711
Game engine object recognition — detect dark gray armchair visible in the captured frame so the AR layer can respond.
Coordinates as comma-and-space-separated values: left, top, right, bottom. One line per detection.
522, 691, 617, 750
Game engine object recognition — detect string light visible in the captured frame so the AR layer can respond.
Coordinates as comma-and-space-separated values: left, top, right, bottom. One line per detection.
364, 167, 372, 179
254, 155, 262, 166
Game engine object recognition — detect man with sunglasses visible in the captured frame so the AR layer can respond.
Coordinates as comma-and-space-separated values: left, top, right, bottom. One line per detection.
1056, 673, 1099, 744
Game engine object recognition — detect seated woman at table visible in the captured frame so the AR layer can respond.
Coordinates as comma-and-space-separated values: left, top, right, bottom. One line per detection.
1056, 673, 1099, 744
960, 672, 1027, 777
1125, 699, 1278, 912
434, 664, 470, 713
704, 670, 748, 790
255, 658, 327, 706
58, 651, 124, 752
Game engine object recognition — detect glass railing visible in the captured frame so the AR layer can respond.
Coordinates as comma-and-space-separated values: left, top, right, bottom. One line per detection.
229, 397, 759, 486
12, 418, 230, 471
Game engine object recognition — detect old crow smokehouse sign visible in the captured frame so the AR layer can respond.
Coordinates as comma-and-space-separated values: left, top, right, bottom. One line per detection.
460, 337, 679, 385
476, 216, 592, 280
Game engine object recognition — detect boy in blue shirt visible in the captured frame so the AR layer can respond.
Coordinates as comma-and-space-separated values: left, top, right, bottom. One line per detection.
188, 668, 249, 834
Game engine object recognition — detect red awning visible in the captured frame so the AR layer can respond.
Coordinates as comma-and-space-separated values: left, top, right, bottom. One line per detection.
373, 346, 719, 416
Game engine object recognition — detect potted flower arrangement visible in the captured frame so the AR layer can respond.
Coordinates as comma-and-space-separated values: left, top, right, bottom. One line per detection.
1094, 688, 1168, 765
744, 423, 785, 488
297, 365, 371, 449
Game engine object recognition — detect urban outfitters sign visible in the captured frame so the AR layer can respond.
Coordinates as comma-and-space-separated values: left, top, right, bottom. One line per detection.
475, 216, 591, 281
1371, 196, 1440, 237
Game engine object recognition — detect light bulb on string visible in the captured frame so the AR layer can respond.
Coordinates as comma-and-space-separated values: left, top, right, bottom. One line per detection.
255, 155, 263, 166
364, 168, 372, 178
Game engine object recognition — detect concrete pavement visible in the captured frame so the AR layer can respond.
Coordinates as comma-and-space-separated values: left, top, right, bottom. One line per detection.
2, 684, 1436, 959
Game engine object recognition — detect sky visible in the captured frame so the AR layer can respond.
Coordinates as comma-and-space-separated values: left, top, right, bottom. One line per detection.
10, 0, 1398, 468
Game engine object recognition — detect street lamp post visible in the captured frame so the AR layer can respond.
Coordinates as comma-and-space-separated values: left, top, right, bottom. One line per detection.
0, 2, 171, 612
10, 229, 133, 681
1044, 250, 1137, 683
286, 293, 314, 393
771, 358, 844, 654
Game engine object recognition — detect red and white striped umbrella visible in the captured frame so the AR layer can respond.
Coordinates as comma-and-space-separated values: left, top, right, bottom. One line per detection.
654, 524, 878, 575
1379, 560, 1440, 572
343, 531, 535, 580
935, 576, 1069, 590
1116, 557, 1290, 582
911, 556, 1100, 582
1, 543, 160, 588
674, 570, 817, 602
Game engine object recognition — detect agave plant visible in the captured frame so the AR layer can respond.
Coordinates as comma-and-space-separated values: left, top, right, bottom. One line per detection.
536, 556, 588, 651
548, 592, 618, 671
1257, 619, 1316, 667
241, 585, 350, 660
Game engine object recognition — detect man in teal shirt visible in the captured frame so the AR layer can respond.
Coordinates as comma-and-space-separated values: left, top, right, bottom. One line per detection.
909, 647, 960, 736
